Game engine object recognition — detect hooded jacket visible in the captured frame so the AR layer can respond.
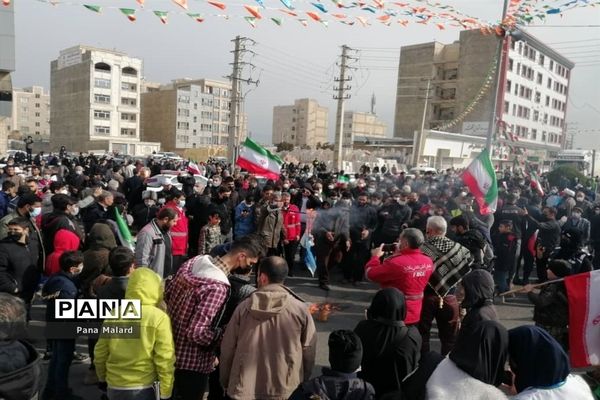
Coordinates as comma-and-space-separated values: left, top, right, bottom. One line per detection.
162, 201, 189, 256
0, 238, 39, 300
0, 340, 43, 400
80, 223, 117, 296
354, 288, 422, 398
459, 270, 498, 337
257, 204, 285, 249
220, 284, 317, 400
45, 229, 81, 276
94, 268, 175, 399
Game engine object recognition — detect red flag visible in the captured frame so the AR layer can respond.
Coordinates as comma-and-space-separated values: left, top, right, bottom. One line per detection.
565, 270, 600, 367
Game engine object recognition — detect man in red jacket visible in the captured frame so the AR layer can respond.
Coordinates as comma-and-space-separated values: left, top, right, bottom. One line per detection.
281, 192, 301, 276
364, 228, 434, 325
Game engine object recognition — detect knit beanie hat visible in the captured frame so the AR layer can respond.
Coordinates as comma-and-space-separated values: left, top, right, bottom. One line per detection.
328, 330, 363, 373
548, 259, 572, 278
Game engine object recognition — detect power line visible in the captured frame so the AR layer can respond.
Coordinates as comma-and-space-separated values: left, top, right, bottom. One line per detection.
547, 38, 600, 45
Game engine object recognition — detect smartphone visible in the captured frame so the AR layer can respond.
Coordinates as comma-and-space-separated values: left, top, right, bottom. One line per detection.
381, 243, 397, 253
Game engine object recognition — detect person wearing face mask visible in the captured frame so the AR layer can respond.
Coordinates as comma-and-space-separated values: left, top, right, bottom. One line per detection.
81, 190, 114, 234
520, 206, 561, 283
256, 192, 285, 256
0, 218, 40, 314
41, 251, 85, 400
162, 189, 189, 275
220, 256, 316, 400
559, 206, 591, 245
42, 194, 83, 255
165, 236, 265, 400
131, 190, 160, 233
575, 191, 593, 219
374, 190, 412, 247
135, 207, 179, 278
346, 194, 378, 284
590, 204, 600, 269
549, 228, 593, 275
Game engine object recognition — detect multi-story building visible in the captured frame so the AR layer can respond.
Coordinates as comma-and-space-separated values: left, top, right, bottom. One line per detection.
141, 82, 215, 151
0, 2, 15, 154
272, 98, 328, 148
343, 111, 386, 147
394, 29, 573, 162
50, 45, 160, 155
166, 78, 247, 147
10, 86, 50, 140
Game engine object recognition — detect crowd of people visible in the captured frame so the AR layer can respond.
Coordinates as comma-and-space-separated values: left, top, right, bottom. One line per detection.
0, 150, 598, 400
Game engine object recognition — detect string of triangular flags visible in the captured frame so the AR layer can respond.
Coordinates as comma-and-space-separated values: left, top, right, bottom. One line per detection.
507, 0, 600, 26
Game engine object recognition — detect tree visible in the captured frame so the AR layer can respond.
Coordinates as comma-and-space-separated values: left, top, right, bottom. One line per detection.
276, 142, 294, 152
300, 144, 311, 150
546, 165, 591, 188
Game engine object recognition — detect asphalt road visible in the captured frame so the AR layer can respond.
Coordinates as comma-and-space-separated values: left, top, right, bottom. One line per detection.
28, 267, 536, 400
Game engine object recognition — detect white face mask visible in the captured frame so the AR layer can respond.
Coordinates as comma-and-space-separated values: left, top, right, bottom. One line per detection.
30, 207, 42, 218
144, 199, 156, 207
71, 206, 79, 216
178, 200, 186, 208
59, 189, 69, 195
75, 170, 83, 175
576, 197, 585, 202
572, 212, 582, 219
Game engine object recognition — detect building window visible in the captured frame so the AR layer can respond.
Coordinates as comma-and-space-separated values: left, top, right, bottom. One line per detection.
545, 96, 550, 106
94, 126, 110, 135
34, 93, 40, 99
121, 82, 137, 92
94, 110, 110, 120
35, 122, 40, 127
35, 112, 40, 117
35, 103, 40, 108
535, 92, 541, 103
121, 97, 137, 107
177, 122, 190, 130
94, 94, 111, 104
532, 129, 537, 140
95, 62, 111, 72
549, 60, 554, 71
504, 101, 509, 113
95, 78, 111, 89
121, 113, 137, 122
122, 67, 138, 77
120, 128, 136, 136
533, 110, 539, 122
508, 58, 513, 72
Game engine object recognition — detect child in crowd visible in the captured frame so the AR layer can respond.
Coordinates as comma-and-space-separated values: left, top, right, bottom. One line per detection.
198, 212, 224, 255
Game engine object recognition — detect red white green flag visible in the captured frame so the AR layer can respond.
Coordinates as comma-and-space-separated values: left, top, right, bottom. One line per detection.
154, 11, 169, 24
119, 8, 137, 22
236, 138, 283, 180
462, 149, 498, 215
530, 170, 544, 196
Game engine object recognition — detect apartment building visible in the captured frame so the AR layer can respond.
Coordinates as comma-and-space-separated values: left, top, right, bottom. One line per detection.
272, 98, 328, 148
141, 82, 215, 151
343, 111, 386, 147
394, 29, 573, 161
50, 45, 159, 155
0, 3, 15, 154
10, 86, 50, 139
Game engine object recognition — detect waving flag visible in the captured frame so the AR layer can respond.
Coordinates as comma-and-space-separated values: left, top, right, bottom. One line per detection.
565, 270, 600, 367
236, 138, 283, 180
114, 208, 135, 251
187, 161, 202, 175
530, 171, 544, 196
462, 149, 498, 215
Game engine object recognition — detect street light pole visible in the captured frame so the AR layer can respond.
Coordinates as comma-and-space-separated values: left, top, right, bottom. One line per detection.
485, 0, 511, 153
412, 78, 431, 167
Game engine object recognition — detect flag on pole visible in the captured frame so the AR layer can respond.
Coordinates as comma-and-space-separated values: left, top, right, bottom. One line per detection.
187, 161, 202, 175
236, 138, 283, 180
462, 149, 498, 215
530, 170, 544, 196
565, 269, 600, 368
114, 208, 135, 251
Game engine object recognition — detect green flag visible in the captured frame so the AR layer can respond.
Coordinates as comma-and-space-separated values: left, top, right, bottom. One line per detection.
114, 208, 135, 250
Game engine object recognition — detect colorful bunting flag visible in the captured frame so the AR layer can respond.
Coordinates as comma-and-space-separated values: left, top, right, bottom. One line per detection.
154, 10, 169, 24
271, 17, 283, 25
298, 18, 309, 26
280, 0, 294, 10
312, 2, 328, 13
207, 0, 227, 10
187, 12, 205, 22
306, 11, 322, 21
136, 0, 145, 7
83, 4, 102, 13
280, 8, 298, 16
244, 5, 263, 19
356, 15, 369, 26
332, 13, 347, 18
119, 8, 137, 22
377, 14, 391, 21
2, 0, 9, 7
244, 16, 257, 27
362, 6, 377, 13
254, 0, 266, 8
172, 0, 188, 10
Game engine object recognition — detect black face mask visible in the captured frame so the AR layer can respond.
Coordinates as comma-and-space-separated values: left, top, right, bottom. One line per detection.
7, 233, 23, 242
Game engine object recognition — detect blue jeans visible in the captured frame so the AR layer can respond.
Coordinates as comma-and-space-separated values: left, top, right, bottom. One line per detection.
108, 387, 156, 400
494, 269, 510, 294
42, 339, 75, 399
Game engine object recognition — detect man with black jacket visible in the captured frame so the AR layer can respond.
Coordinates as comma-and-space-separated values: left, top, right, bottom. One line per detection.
520, 206, 561, 283
207, 186, 233, 238
0, 218, 40, 316
374, 191, 411, 246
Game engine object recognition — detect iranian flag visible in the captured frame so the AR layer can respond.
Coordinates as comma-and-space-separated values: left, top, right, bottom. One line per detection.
530, 171, 544, 196
187, 161, 202, 175
565, 270, 600, 368
236, 138, 283, 180
462, 149, 498, 215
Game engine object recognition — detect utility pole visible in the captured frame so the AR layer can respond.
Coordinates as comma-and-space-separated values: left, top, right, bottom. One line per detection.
413, 78, 431, 167
485, 0, 511, 153
333, 45, 356, 172
227, 36, 258, 165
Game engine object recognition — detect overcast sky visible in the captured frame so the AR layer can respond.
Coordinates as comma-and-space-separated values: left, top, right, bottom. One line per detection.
11, 0, 600, 147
